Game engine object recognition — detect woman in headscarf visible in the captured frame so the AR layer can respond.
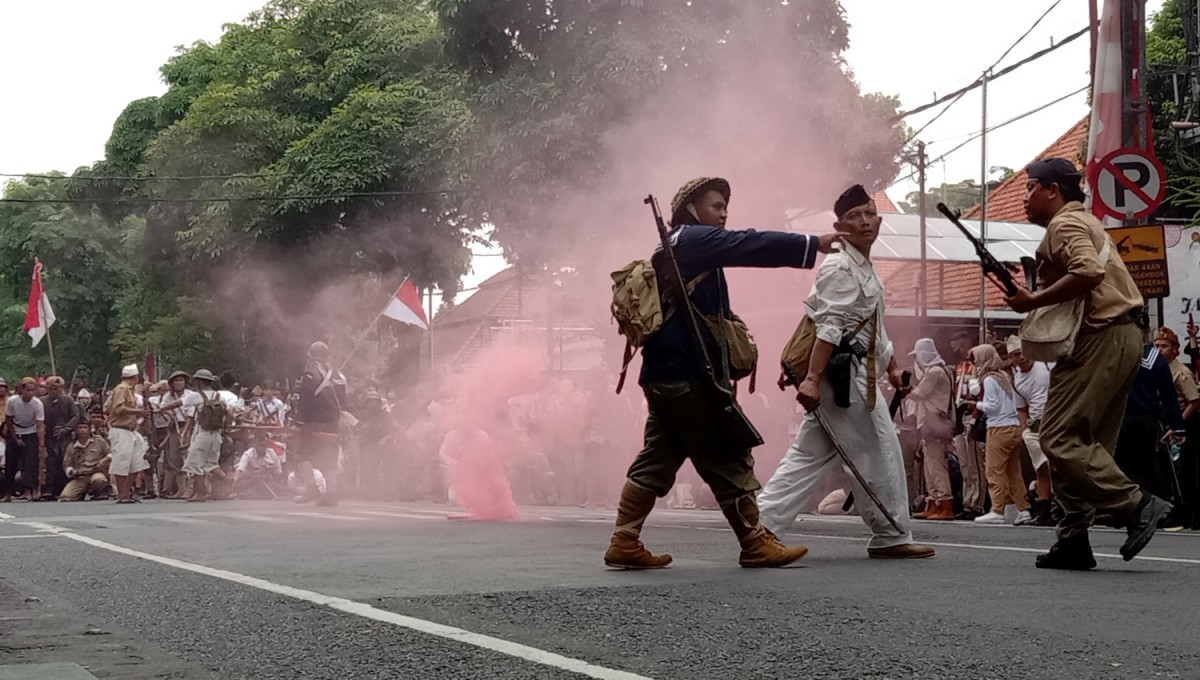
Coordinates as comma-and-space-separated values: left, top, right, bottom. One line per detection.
968, 345, 1030, 524
908, 338, 957, 521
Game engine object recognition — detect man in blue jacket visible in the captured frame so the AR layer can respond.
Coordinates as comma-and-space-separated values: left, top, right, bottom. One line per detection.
605, 176, 842, 570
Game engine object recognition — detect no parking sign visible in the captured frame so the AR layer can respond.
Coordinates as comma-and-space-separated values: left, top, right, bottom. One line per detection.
1090, 148, 1167, 220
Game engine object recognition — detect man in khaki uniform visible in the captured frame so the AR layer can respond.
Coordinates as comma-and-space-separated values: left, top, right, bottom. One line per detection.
61, 422, 111, 501
1006, 157, 1171, 570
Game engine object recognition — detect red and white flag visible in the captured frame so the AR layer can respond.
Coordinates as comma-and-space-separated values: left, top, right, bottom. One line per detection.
1086, 0, 1152, 219
23, 259, 56, 348
381, 278, 429, 330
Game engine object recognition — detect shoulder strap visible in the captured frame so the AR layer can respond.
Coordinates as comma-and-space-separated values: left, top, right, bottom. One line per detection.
661, 271, 711, 323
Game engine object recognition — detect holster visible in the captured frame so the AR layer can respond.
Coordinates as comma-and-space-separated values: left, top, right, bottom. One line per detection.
827, 339, 867, 409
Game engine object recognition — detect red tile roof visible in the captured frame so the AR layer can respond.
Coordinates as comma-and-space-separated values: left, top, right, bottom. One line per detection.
964, 116, 1089, 223
872, 190, 898, 213
876, 260, 1012, 312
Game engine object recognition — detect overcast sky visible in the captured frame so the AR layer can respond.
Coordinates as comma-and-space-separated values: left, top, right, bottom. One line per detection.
0, 0, 1102, 295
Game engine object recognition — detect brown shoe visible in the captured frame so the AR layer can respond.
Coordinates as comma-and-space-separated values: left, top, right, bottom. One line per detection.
604, 534, 672, 570
921, 499, 955, 521
868, 543, 936, 559
912, 499, 935, 519
739, 531, 809, 568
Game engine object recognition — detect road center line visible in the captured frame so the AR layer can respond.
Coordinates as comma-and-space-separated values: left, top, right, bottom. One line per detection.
0, 533, 63, 540
55, 529, 652, 680
0, 511, 16, 520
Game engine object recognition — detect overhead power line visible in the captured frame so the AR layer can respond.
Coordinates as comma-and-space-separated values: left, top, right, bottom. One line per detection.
0, 188, 478, 204
893, 26, 1089, 123
889, 84, 1089, 189
904, 0, 1066, 142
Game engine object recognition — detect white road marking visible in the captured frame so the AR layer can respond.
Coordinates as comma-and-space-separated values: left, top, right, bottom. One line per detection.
350, 510, 441, 520
0, 533, 63, 540
55, 529, 651, 680
285, 512, 370, 521
157, 516, 208, 524
0, 511, 16, 520
239, 514, 290, 524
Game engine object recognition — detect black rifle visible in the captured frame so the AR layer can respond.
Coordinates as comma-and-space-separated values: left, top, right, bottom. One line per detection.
936, 202, 1020, 297
644, 195, 763, 450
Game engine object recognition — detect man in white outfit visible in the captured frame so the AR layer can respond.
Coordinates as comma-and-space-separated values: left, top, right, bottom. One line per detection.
759, 184, 935, 559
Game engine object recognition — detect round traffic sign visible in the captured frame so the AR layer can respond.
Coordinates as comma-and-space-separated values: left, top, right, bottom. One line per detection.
1090, 148, 1167, 220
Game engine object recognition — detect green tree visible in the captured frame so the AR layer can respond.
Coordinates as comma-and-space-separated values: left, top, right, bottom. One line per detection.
0, 176, 127, 382
74, 0, 479, 379
1147, 0, 1200, 219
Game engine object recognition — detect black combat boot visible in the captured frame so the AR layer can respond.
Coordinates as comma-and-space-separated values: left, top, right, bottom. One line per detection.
1035, 532, 1097, 571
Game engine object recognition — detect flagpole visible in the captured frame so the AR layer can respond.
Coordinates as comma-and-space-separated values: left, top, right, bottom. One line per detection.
45, 326, 57, 376
339, 277, 410, 373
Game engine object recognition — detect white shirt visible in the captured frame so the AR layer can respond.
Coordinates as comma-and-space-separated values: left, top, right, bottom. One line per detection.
6, 396, 45, 436
1013, 362, 1052, 421
236, 447, 282, 474
165, 388, 196, 423
979, 376, 1020, 427
182, 389, 240, 415
804, 242, 893, 365
149, 395, 174, 429
262, 397, 286, 426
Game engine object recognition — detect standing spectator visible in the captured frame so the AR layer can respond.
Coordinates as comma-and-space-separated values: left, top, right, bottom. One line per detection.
39, 376, 79, 501
968, 345, 1030, 525
909, 338, 956, 521
3, 378, 46, 501
951, 330, 987, 520
1008, 338, 1056, 526
1154, 327, 1200, 528
1115, 343, 1187, 511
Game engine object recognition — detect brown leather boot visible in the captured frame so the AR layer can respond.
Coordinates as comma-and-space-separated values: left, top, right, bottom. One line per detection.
722, 494, 808, 568
604, 481, 672, 569
913, 499, 936, 520
924, 499, 955, 521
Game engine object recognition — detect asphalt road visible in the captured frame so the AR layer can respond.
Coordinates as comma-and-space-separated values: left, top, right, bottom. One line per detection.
1, 499, 1198, 680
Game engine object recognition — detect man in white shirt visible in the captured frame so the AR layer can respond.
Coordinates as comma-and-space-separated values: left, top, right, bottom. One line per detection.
234, 435, 284, 498
1009, 337, 1056, 526
180, 369, 237, 502
759, 185, 934, 559
3, 377, 46, 501
262, 385, 287, 427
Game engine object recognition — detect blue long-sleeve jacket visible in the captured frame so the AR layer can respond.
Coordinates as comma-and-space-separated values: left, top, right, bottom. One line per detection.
1126, 345, 1186, 433
638, 224, 820, 385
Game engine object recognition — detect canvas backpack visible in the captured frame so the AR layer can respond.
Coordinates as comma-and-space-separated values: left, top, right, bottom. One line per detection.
197, 390, 227, 432
610, 260, 708, 392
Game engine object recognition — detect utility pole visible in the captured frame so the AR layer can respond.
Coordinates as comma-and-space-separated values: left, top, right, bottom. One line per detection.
917, 141, 928, 333
978, 69, 990, 342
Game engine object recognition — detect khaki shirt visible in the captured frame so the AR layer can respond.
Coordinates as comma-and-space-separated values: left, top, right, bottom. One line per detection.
1169, 358, 1200, 412
108, 382, 139, 431
1035, 202, 1143, 329
65, 436, 110, 477
912, 364, 954, 429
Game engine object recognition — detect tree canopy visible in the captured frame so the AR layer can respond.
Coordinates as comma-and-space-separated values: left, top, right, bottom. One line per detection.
0, 0, 906, 383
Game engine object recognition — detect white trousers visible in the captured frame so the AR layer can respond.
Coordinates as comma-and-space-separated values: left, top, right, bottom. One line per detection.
759, 361, 914, 551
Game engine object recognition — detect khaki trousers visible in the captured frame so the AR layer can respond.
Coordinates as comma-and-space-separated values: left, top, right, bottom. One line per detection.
955, 430, 987, 512
1040, 322, 1144, 539
60, 473, 109, 501
922, 439, 953, 501
985, 425, 1028, 512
